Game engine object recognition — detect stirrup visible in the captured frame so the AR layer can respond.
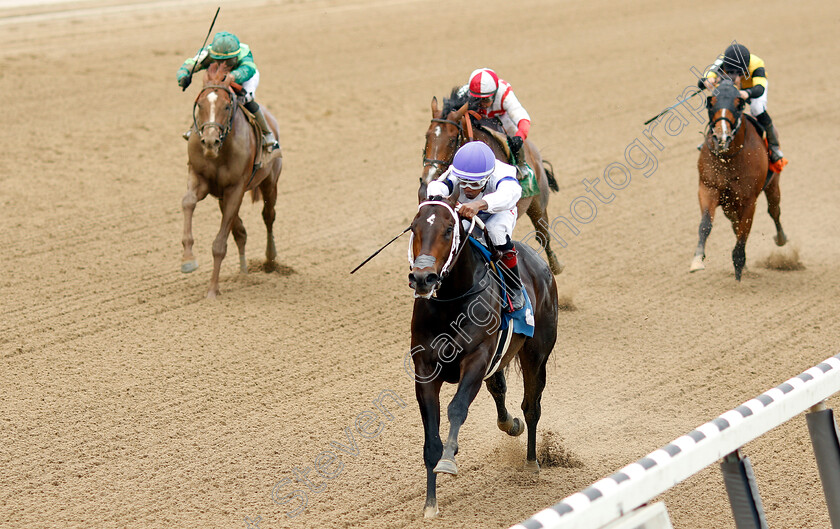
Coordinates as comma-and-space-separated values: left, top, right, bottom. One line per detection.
769, 146, 784, 163
262, 134, 279, 153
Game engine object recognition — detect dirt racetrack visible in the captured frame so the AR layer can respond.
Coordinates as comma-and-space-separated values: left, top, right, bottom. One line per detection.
2, 0, 840, 528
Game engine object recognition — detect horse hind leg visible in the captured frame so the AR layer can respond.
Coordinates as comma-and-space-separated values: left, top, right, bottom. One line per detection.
485, 370, 524, 437
259, 176, 279, 268
527, 201, 564, 274
519, 347, 549, 473
764, 173, 787, 246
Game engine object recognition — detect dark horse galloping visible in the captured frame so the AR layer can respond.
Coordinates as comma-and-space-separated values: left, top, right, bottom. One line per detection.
421, 88, 564, 275
407, 195, 558, 518
180, 62, 283, 298
691, 78, 786, 280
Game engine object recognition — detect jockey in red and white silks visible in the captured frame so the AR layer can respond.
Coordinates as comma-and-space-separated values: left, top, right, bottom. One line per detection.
460, 68, 531, 140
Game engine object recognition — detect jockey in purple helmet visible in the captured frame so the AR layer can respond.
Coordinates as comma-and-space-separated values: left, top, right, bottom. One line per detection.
426, 141, 524, 311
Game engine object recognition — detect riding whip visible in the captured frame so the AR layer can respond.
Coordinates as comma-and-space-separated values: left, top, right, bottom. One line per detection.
350, 227, 411, 274
183, 6, 221, 91
643, 88, 703, 125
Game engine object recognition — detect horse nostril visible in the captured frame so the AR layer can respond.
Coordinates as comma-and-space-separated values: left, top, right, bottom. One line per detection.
408, 273, 417, 288
425, 273, 439, 286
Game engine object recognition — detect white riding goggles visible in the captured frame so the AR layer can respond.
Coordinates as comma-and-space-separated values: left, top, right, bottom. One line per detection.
458, 177, 489, 190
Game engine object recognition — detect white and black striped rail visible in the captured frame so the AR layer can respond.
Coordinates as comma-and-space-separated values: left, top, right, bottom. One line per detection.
512, 353, 840, 529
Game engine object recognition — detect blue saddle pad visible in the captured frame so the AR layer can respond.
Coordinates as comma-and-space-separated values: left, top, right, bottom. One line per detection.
468, 238, 535, 338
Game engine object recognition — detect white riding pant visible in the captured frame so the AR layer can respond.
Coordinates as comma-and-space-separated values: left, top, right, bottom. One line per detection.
241, 69, 260, 98
475, 208, 518, 247
748, 81, 768, 116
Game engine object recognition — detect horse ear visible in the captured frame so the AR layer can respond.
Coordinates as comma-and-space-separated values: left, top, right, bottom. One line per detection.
431, 97, 440, 117
445, 193, 459, 208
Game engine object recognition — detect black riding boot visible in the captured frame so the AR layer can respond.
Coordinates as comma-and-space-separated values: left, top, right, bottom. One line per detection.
244, 100, 280, 153
756, 111, 784, 163
508, 137, 529, 179
497, 245, 525, 312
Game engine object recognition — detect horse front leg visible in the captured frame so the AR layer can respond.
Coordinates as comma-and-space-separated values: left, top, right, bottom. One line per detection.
434, 354, 487, 476
732, 201, 757, 281
208, 186, 245, 298
691, 185, 719, 272
416, 379, 443, 518
485, 370, 524, 436
181, 170, 208, 273
764, 173, 787, 246
230, 214, 248, 273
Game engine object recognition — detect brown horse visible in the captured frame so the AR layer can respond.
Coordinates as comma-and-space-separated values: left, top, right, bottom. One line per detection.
180, 63, 283, 298
408, 196, 558, 518
691, 78, 786, 280
420, 88, 564, 275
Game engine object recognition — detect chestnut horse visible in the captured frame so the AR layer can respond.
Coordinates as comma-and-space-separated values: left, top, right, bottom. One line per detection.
180, 63, 283, 298
420, 88, 564, 275
691, 78, 786, 280
408, 195, 558, 518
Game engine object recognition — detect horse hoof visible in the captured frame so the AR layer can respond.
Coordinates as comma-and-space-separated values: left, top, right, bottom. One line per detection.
499, 417, 525, 437
434, 458, 458, 475
689, 256, 705, 272
181, 260, 198, 273
524, 460, 540, 474
206, 289, 220, 299
775, 233, 787, 247
423, 504, 439, 519
239, 256, 248, 274
550, 259, 565, 275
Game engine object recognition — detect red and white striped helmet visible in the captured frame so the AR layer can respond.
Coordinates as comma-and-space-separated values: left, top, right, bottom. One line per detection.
468, 68, 499, 98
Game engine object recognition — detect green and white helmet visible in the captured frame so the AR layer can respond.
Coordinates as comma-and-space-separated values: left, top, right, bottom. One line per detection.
208, 31, 241, 60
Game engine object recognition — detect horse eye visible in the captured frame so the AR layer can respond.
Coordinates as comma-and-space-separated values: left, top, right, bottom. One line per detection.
445, 225, 454, 238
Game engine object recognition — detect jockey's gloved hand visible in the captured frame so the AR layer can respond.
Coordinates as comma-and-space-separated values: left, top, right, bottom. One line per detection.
178, 75, 192, 90
509, 135, 524, 154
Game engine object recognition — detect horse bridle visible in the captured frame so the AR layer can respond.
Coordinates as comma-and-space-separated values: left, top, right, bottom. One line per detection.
408, 200, 486, 299
192, 84, 236, 143
423, 117, 464, 172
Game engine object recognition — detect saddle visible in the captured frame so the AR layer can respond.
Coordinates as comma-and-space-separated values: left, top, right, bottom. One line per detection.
468, 115, 540, 197
467, 236, 535, 379
238, 102, 282, 171
743, 113, 788, 175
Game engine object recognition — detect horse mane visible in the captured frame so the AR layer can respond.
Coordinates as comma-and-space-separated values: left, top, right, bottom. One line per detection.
206, 61, 232, 84
441, 86, 468, 116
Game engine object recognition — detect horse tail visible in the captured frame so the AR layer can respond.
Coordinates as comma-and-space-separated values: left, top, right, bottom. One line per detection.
250, 187, 262, 204
542, 160, 559, 192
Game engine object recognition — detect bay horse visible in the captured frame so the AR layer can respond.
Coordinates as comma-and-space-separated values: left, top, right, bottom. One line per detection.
180, 62, 283, 298
407, 194, 558, 518
691, 78, 786, 280
421, 88, 564, 275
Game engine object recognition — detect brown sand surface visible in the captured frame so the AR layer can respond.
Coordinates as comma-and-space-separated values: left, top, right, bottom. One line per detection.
2, 0, 840, 527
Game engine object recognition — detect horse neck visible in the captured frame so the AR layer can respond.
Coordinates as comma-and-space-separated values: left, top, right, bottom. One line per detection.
435, 232, 485, 299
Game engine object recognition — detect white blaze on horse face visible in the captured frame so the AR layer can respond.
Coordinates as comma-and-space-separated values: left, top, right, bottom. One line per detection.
434, 125, 441, 138
720, 109, 729, 141
426, 213, 436, 225
207, 92, 218, 123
